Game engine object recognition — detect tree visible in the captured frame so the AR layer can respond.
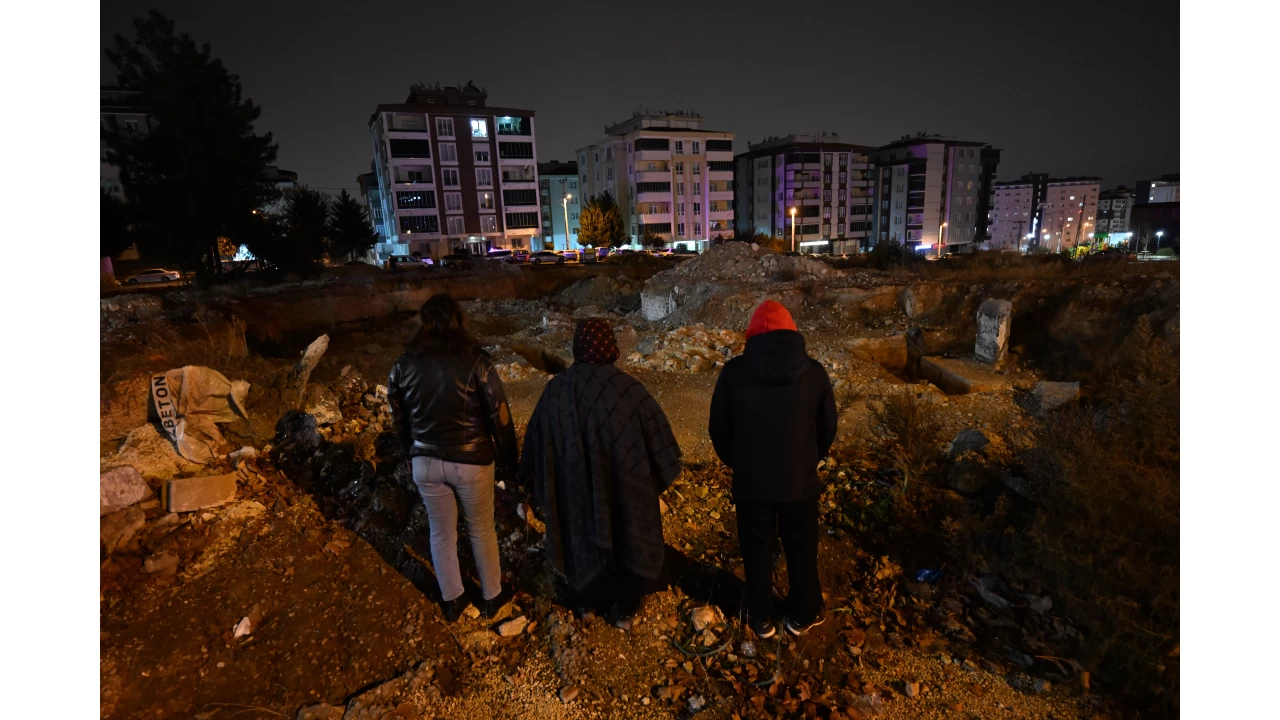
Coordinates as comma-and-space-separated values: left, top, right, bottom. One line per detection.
577, 191, 628, 248
104, 11, 279, 282
328, 190, 378, 261
247, 188, 329, 275
101, 188, 134, 258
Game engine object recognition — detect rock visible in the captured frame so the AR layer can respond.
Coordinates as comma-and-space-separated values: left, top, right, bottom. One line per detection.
901, 283, 943, 320
659, 498, 669, 515
295, 703, 344, 720
948, 459, 995, 494
688, 695, 707, 712
973, 576, 1010, 609
1033, 678, 1052, 694
462, 605, 481, 620
498, 616, 529, 637
462, 630, 499, 655
691, 605, 723, 631
142, 551, 179, 575
1033, 381, 1080, 411
1026, 594, 1053, 614
101, 506, 145, 553
974, 299, 1012, 365
304, 385, 342, 426
100, 466, 150, 516
363, 343, 384, 354
559, 686, 581, 703
165, 473, 238, 513
947, 429, 991, 461
903, 680, 920, 698
228, 446, 258, 463
905, 327, 926, 380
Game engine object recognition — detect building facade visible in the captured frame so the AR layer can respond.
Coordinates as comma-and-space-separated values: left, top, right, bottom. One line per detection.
733, 134, 875, 254
869, 134, 1001, 254
988, 174, 1100, 252
538, 161, 580, 251
577, 112, 734, 249
367, 83, 539, 259
1136, 173, 1180, 204
101, 87, 154, 194
1096, 187, 1134, 241
357, 169, 396, 262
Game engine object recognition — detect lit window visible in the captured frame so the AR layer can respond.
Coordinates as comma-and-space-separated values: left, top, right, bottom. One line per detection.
470, 119, 488, 138
478, 192, 494, 210
481, 215, 497, 233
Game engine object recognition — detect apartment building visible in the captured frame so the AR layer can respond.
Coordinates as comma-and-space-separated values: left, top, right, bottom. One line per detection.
1136, 173, 1180, 204
367, 83, 539, 259
988, 174, 1100, 251
869, 134, 1001, 254
577, 111, 734, 249
1097, 186, 1134, 240
538, 161, 580, 251
733, 134, 875, 254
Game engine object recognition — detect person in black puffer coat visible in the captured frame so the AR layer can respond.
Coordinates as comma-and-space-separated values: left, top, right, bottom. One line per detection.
709, 299, 837, 638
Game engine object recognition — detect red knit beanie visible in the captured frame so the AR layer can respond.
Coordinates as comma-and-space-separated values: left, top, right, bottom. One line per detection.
745, 300, 798, 339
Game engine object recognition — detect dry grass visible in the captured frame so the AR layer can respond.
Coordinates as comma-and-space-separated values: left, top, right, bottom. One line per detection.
869, 387, 946, 497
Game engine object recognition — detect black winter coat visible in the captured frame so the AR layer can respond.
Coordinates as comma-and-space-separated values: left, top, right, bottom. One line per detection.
387, 347, 518, 473
708, 329, 837, 504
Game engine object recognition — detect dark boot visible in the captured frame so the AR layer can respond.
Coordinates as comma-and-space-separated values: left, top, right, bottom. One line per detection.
442, 594, 471, 623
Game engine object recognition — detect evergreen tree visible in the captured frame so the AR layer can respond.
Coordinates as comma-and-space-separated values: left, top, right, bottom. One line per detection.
247, 188, 329, 275
101, 188, 134, 258
577, 191, 628, 248
103, 10, 279, 281
328, 190, 378, 261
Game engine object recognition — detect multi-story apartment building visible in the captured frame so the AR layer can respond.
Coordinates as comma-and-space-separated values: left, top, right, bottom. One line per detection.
101, 87, 153, 195
357, 169, 395, 261
1135, 173, 1180, 204
577, 112, 734, 249
988, 174, 1100, 251
538, 161, 580, 251
869, 134, 1001, 254
733, 134, 875, 254
367, 83, 539, 259
1096, 187, 1134, 241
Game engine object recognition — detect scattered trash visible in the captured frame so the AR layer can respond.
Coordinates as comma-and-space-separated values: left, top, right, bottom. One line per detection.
914, 568, 943, 583
690, 605, 723, 631
149, 366, 251, 464
164, 472, 238, 513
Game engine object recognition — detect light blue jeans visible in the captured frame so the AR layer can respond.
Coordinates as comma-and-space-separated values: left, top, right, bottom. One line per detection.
411, 457, 503, 603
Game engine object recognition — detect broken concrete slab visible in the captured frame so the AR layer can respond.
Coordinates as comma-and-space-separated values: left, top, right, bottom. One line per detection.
974, 299, 1013, 365
165, 473, 238, 513
100, 465, 151, 516
101, 506, 146, 554
900, 283, 944, 320
920, 357, 1011, 395
1034, 381, 1080, 411
142, 551, 179, 576
497, 615, 529, 637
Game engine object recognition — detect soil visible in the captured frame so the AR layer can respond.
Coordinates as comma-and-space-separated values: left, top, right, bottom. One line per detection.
100, 258, 1176, 719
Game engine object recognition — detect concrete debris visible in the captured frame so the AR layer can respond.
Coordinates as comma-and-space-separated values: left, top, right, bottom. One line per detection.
497, 615, 529, 637
494, 362, 548, 384
228, 446, 258, 463
975, 299, 1013, 365
557, 275, 639, 309
101, 506, 146, 554
920, 356, 1011, 394
142, 551, 179, 576
623, 325, 742, 373
165, 472, 238, 513
1034, 381, 1080, 411
101, 294, 164, 331
100, 465, 151, 516
183, 500, 267, 581
691, 605, 724, 631
293, 334, 329, 404
108, 424, 205, 479
303, 384, 342, 425
900, 283, 943, 320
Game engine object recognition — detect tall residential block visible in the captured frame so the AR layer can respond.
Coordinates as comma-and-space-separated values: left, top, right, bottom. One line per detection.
538, 161, 581, 251
988, 174, 1100, 252
577, 112, 734, 249
733, 134, 875, 254
367, 83, 539, 260
1097, 187, 1134, 240
869, 134, 1001, 254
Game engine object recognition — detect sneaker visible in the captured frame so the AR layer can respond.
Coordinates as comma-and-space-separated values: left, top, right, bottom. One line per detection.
784, 615, 826, 636
481, 587, 513, 619
749, 619, 777, 639
442, 595, 471, 623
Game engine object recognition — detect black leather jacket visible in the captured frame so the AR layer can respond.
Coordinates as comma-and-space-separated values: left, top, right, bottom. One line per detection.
387, 347, 518, 473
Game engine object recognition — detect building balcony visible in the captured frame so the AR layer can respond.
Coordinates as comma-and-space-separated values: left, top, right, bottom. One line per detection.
500, 167, 537, 183
707, 171, 733, 181
635, 170, 670, 183
709, 209, 734, 218
785, 162, 823, 170
633, 150, 671, 162
635, 191, 672, 203
709, 190, 733, 201
393, 179, 434, 189
637, 212, 673, 224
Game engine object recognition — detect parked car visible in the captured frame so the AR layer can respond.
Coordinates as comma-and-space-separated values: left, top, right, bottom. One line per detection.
595, 247, 613, 261
485, 249, 515, 262
124, 268, 183, 285
529, 250, 565, 265
438, 253, 475, 268
512, 249, 530, 263
559, 249, 581, 262
673, 246, 698, 255
384, 255, 430, 270
650, 247, 674, 257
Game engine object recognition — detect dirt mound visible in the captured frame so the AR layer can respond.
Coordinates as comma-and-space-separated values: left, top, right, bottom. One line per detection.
666, 241, 835, 283
622, 325, 743, 373
555, 275, 640, 310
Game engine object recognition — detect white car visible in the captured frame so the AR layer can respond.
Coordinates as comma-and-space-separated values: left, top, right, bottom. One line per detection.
529, 250, 565, 265
124, 268, 182, 285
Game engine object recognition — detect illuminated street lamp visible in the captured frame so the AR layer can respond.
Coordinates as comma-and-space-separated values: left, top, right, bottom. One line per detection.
1155, 230, 1164, 252
790, 207, 797, 252
562, 193, 572, 251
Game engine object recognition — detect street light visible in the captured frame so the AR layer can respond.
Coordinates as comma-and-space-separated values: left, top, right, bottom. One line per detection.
562, 193, 572, 251
1155, 230, 1164, 252
790, 207, 797, 252
938, 222, 947, 259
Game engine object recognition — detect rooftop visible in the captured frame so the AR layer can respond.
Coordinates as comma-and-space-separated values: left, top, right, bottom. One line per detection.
876, 133, 990, 151
369, 82, 534, 126
742, 133, 874, 155
538, 160, 578, 177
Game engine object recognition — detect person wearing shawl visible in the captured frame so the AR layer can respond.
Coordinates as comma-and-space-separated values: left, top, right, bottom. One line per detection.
521, 318, 682, 626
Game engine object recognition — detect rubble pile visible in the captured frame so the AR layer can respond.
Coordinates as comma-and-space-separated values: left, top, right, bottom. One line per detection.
624, 325, 743, 373
555, 275, 640, 310
667, 241, 835, 283
493, 361, 549, 384
101, 294, 165, 332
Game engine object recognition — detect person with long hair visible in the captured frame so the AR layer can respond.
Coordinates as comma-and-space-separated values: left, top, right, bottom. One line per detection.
388, 293, 517, 621
521, 318, 682, 627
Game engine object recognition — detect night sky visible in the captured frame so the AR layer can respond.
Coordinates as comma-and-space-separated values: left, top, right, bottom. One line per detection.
101, 0, 1178, 196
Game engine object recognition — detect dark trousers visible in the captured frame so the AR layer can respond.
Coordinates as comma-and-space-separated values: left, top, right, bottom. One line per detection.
736, 496, 822, 625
